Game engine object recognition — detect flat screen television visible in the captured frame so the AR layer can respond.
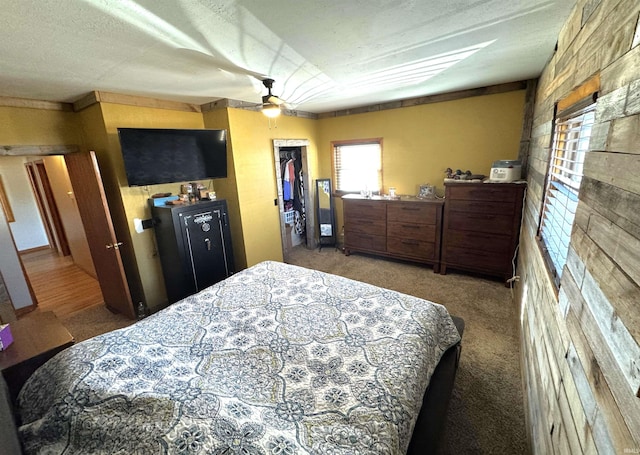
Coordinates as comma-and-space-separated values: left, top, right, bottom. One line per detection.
117, 128, 228, 186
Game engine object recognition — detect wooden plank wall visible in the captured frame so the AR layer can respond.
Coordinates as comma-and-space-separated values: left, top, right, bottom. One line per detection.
519, 0, 640, 453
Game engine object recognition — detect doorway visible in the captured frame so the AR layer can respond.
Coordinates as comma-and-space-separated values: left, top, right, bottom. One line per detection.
25, 160, 71, 257
5, 155, 105, 318
20, 248, 104, 318
1, 150, 135, 322
273, 139, 316, 254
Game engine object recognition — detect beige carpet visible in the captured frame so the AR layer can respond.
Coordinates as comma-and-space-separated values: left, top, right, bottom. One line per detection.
285, 246, 528, 454
61, 246, 528, 454
59, 304, 133, 343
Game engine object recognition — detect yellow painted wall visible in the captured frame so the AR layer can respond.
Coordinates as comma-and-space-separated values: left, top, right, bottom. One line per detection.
317, 90, 526, 229
94, 103, 205, 311
201, 108, 246, 268
226, 108, 319, 266
0, 106, 81, 145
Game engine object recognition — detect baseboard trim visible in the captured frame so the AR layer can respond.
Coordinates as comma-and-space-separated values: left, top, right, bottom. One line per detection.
18, 245, 52, 255
15, 305, 36, 317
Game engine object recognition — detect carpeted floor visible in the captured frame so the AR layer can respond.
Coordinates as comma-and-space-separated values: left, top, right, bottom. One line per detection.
61, 245, 528, 454
284, 246, 528, 454
59, 304, 133, 343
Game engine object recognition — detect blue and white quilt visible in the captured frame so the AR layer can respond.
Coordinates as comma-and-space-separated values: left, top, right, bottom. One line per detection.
18, 261, 460, 454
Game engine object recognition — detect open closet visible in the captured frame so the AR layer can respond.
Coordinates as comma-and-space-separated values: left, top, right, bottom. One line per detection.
279, 147, 306, 249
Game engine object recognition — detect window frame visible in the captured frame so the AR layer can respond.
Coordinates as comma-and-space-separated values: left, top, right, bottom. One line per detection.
536, 94, 597, 289
331, 138, 383, 196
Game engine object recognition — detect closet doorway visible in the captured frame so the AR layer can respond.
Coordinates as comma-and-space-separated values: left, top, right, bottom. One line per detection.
273, 139, 315, 254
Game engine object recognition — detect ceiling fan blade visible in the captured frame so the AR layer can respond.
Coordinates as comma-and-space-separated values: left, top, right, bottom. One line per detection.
267, 95, 286, 105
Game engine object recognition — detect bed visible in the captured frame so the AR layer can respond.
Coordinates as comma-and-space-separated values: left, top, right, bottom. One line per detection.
11, 261, 463, 454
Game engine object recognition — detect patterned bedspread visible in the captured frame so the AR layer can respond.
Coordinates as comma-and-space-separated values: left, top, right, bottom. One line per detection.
18, 261, 460, 454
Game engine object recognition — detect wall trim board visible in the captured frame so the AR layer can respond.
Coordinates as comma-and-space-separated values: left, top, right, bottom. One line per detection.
0, 96, 73, 112
318, 80, 528, 119
14, 304, 36, 317
0, 145, 80, 156
16, 245, 50, 255
6, 82, 525, 121
557, 74, 601, 112
73, 91, 202, 113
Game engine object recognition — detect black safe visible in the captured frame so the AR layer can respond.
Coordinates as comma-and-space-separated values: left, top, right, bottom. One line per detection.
151, 199, 234, 304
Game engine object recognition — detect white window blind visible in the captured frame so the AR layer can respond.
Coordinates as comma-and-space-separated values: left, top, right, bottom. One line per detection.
333, 141, 382, 193
539, 102, 595, 285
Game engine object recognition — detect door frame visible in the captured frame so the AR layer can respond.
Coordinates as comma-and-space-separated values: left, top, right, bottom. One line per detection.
273, 139, 316, 253
25, 160, 71, 256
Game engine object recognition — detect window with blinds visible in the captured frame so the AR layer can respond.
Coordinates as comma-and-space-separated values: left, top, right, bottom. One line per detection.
538, 100, 596, 287
332, 140, 382, 194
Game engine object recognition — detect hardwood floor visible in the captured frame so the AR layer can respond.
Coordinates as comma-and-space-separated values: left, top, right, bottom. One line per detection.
20, 248, 104, 318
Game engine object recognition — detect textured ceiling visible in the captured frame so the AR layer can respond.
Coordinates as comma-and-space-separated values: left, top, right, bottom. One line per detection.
0, 0, 576, 113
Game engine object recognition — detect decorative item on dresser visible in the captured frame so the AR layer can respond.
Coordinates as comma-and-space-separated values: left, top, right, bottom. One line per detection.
440, 182, 526, 282
342, 194, 444, 272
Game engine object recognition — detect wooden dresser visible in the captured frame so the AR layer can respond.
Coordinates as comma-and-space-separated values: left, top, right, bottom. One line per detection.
343, 195, 444, 272
440, 182, 526, 281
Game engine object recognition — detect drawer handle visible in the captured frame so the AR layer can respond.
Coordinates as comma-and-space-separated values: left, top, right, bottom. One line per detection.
400, 224, 420, 229
401, 240, 420, 246
401, 207, 420, 211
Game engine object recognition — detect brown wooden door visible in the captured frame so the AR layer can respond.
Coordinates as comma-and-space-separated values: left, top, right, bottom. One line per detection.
64, 151, 135, 319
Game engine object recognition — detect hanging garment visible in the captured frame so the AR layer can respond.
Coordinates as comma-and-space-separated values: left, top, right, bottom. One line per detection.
283, 159, 292, 201
292, 158, 306, 235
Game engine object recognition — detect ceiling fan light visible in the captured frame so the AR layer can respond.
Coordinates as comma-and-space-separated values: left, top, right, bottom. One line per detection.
262, 102, 281, 118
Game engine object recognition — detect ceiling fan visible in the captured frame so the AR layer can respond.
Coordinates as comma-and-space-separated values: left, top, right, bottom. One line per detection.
174, 49, 289, 116
261, 78, 287, 117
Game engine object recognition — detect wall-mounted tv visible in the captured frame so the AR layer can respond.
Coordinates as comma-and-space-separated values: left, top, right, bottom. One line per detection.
117, 128, 228, 186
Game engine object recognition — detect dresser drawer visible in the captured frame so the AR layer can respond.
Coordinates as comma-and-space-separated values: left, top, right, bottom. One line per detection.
446, 185, 519, 202
446, 211, 514, 234
344, 200, 386, 220
345, 218, 386, 236
447, 199, 515, 215
445, 229, 511, 254
387, 237, 435, 260
344, 231, 386, 252
387, 203, 437, 224
443, 245, 506, 272
387, 221, 436, 242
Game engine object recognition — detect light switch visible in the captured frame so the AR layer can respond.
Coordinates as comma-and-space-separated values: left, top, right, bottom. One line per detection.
134, 218, 144, 234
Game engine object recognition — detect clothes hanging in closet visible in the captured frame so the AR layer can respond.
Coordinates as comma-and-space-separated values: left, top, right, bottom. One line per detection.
283, 158, 295, 201
280, 151, 305, 236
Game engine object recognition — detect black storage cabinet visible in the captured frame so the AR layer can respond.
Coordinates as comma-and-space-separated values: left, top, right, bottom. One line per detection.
151, 199, 234, 303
